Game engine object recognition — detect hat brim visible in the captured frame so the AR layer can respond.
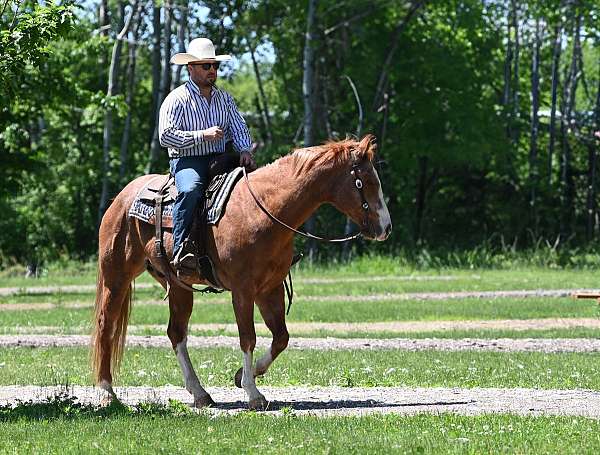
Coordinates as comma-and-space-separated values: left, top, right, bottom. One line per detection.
170, 53, 232, 65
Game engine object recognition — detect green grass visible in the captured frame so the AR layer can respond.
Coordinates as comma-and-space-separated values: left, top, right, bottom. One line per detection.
4, 263, 600, 294
2, 346, 600, 390
0, 297, 597, 331
1, 405, 600, 454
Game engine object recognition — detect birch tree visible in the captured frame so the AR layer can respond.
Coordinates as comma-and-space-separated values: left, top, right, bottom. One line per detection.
302, 0, 318, 261
98, 1, 138, 228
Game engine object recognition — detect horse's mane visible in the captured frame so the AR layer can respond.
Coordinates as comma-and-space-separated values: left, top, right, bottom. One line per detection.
287, 134, 377, 175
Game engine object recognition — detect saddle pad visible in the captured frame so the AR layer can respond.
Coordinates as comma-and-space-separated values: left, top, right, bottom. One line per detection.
128, 167, 244, 227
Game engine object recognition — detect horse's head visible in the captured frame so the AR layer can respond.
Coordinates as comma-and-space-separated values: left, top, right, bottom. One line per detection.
329, 134, 392, 241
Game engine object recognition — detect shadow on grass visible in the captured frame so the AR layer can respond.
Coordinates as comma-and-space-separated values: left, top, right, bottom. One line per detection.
1, 392, 476, 421
0, 392, 194, 422
213, 398, 476, 412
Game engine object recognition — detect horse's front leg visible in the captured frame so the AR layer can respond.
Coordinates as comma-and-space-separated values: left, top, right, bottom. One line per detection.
167, 286, 214, 408
255, 284, 289, 376
234, 284, 289, 385
232, 290, 268, 410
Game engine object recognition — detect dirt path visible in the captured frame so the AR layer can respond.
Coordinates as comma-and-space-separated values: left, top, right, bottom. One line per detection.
1, 288, 597, 312
3, 334, 600, 353
1, 385, 599, 417
6, 318, 600, 335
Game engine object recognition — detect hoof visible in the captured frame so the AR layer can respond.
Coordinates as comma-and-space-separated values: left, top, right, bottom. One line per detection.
194, 394, 215, 408
100, 395, 114, 407
234, 367, 243, 388
248, 395, 269, 411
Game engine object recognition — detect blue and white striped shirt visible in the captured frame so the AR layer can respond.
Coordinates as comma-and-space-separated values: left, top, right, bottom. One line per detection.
158, 80, 253, 158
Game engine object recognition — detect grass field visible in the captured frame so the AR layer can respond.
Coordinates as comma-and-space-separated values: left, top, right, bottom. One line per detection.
2, 258, 600, 453
1, 297, 598, 330
1, 346, 600, 390
2, 407, 600, 453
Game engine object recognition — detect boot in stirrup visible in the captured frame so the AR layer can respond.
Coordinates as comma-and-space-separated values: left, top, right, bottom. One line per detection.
171, 239, 198, 277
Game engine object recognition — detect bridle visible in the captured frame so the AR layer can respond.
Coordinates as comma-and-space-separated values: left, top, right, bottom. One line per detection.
242, 162, 371, 243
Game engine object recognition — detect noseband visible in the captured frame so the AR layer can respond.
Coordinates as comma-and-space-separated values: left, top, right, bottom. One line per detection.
243, 163, 370, 243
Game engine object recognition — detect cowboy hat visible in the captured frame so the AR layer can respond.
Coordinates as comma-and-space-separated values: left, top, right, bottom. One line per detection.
170, 38, 232, 65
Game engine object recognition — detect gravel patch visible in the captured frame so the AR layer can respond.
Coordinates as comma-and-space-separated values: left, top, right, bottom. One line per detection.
5, 318, 600, 335
1, 385, 600, 418
1, 288, 597, 312
2, 334, 600, 353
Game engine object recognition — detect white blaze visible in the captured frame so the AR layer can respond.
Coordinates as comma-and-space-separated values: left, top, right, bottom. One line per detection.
373, 168, 392, 240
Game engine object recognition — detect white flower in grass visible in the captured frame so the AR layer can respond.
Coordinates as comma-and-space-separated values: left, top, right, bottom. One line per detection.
137, 369, 147, 377
384, 367, 396, 375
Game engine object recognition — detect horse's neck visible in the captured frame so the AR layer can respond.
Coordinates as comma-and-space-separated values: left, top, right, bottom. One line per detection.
256, 158, 337, 229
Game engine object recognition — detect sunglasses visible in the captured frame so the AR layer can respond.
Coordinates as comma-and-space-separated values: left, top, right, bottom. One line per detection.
191, 62, 220, 71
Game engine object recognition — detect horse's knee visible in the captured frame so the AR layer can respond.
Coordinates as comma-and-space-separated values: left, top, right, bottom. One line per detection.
273, 330, 289, 354
167, 324, 186, 348
239, 337, 256, 353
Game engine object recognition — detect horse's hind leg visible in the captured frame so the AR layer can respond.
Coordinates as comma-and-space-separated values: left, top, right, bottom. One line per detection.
234, 284, 288, 386
92, 261, 135, 399
167, 286, 214, 407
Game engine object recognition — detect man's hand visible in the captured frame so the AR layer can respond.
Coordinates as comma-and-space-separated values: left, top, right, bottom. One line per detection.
240, 151, 257, 171
203, 126, 224, 141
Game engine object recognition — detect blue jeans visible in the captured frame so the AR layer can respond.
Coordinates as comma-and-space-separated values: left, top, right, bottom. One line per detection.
170, 155, 213, 255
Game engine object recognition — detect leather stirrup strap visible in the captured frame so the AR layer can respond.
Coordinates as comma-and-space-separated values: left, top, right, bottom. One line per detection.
152, 178, 200, 295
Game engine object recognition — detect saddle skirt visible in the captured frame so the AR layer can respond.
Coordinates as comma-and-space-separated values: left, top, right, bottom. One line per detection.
128, 167, 244, 228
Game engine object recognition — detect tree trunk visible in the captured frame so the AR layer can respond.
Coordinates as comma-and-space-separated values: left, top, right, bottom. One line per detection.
372, 0, 424, 111
414, 155, 434, 243
510, 0, 520, 146
502, 3, 513, 141
174, 0, 188, 88
528, 18, 541, 232
341, 75, 365, 261
119, 1, 144, 185
302, 0, 318, 262
559, 10, 582, 239
585, 58, 600, 239
148, 1, 162, 147
548, 22, 563, 184
249, 40, 273, 144
98, 1, 138, 229
148, 0, 173, 173
98, 0, 110, 89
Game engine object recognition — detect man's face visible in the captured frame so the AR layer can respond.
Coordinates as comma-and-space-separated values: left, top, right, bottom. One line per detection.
188, 61, 220, 87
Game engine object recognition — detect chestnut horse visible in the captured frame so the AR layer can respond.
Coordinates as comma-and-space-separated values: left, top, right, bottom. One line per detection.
91, 134, 392, 410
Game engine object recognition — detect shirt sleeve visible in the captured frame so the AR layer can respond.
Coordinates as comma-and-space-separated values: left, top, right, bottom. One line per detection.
225, 93, 253, 153
158, 94, 204, 150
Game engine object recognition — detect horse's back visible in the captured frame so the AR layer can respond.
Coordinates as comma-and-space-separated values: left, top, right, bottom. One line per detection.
100, 174, 162, 236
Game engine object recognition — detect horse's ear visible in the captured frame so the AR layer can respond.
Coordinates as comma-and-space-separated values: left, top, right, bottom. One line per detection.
358, 134, 377, 160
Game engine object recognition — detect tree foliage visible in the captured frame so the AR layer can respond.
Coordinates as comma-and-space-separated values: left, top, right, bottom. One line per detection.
1, 0, 600, 267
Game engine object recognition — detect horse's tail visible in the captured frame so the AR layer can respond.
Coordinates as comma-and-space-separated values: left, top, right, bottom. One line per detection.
90, 262, 133, 385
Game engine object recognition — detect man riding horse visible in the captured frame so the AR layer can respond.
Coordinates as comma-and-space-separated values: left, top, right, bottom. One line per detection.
159, 37, 256, 277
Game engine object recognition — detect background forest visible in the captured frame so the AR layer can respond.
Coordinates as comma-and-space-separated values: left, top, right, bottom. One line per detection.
1, 0, 600, 271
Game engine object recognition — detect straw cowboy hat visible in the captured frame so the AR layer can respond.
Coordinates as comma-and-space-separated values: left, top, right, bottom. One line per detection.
170, 38, 232, 65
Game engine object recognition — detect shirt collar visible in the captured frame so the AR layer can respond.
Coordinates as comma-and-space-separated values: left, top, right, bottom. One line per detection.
187, 79, 221, 97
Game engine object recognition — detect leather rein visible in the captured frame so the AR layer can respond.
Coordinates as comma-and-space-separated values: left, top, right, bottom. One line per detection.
242, 162, 370, 243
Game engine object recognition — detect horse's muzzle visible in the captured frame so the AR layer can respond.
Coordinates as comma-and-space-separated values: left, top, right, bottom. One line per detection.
362, 221, 392, 241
